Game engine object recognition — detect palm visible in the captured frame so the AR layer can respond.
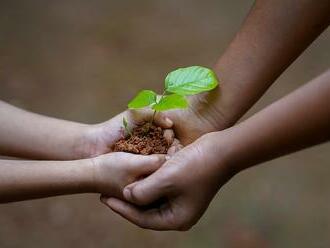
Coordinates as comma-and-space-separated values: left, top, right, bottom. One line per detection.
83, 109, 174, 157
162, 103, 228, 145
102, 133, 236, 230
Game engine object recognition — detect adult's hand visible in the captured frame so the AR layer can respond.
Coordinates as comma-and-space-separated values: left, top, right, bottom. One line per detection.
158, 95, 232, 145
103, 69, 330, 231
101, 132, 235, 231
158, 0, 330, 145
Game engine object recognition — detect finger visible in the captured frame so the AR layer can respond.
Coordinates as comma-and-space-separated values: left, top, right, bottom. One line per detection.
163, 129, 174, 145
102, 197, 173, 230
167, 139, 183, 156
126, 109, 153, 126
123, 170, 168, 206
153, 112, 173, 129
130, 154, 166, 175
128, 109, 173, 129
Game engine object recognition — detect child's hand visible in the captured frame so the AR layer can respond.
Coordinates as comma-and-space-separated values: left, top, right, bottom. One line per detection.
90, 152, 166, 198
78, 109, 177, 158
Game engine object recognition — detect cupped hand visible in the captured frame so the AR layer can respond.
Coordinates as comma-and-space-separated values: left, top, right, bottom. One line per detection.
77, 109, 176, 158
90, 152, 166, 198
76, 91, 234, 157
153, 94, 233, 145
101, 132, 237, 231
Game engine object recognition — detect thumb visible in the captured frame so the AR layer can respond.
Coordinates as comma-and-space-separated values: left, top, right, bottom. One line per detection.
123, 171, 168, 206
131, 154, 166, 175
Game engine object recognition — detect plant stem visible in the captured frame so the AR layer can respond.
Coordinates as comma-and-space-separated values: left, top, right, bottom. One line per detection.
151, 110, 157, 124
125, 126, 132, 137
150, 91, 166, 124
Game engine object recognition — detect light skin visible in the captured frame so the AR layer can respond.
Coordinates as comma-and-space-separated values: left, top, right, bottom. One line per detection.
0, 152, 166, 203
103, 69, 330, 231
0, 101, 174, 160
0, 103, 178, 203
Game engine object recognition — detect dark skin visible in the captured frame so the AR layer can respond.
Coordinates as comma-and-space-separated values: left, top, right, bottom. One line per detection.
104, 70, 330, 230
0, 0, 329, 230
157, 0, 330, 145
100, 0, 330, 230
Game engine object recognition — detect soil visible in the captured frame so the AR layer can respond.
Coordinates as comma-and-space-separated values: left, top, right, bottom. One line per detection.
113, 123, 170, 155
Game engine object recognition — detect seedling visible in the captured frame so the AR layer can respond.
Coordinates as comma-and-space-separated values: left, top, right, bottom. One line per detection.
115, 66, 219, 154
127, 66, 219, 123
122, 117, 132, 137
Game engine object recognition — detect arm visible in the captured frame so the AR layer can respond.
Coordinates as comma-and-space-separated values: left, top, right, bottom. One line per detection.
0, 100, 173, 159
0, 159, 92, 203
0, 100, 88, 160
216, 69, 330, 171
210, 0, 330, 124
164, 0, 330, 144
102, 70, 330, 230
0, 153, 165, 203
2, 1, 328, 159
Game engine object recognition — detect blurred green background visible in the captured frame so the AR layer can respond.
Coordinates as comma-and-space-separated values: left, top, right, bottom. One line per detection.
0, 1, 329, 247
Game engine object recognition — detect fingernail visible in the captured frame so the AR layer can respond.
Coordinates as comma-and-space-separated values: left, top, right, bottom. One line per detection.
123, 188, 132, 201
165, 117, 173, 126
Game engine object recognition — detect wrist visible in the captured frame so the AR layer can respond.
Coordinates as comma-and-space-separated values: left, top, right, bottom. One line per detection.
88, 154, 118, 196
189, 84, 242, 133
71, 124, 104, 159
72, 158, 97, 193
201, 131, 242, 178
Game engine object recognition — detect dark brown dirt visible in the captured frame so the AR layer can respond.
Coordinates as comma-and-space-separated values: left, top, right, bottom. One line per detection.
113, 123, 170, 155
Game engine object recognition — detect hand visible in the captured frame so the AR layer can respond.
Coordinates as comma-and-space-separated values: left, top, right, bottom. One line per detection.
154, 94, 234, 145
76, 109, 176, 158
90, 152, 166, 199
101, 132, 237, 230
75, 90, 235, 158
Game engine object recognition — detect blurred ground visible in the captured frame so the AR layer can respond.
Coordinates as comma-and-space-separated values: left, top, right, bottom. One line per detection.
0, 0, 329, 247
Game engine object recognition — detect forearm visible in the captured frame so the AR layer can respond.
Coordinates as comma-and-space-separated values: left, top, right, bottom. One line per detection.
0, 158, 93, 203
194, 0, 330, 128
218, 70, 330, 172
0, 101, 89, 160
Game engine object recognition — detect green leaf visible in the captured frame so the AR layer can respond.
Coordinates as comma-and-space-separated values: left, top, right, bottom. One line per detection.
165, 66, 219, 96
152, 94, 188, 111
128, 90, 157, 109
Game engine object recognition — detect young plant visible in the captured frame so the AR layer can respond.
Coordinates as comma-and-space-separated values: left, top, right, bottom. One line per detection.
122, 117, 132, 137
127, 65, 219, 123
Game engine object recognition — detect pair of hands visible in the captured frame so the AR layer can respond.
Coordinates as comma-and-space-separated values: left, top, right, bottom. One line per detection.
81, 104, 234, 231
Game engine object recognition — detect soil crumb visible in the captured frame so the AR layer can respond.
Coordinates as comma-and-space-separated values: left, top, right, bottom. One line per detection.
113, 123, 170, 155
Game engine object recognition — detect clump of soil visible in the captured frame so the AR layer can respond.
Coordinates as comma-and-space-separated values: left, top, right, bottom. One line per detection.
113, 123, 170, 155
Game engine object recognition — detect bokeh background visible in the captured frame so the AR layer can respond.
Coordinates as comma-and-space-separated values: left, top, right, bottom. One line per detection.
0, 0, 329, 247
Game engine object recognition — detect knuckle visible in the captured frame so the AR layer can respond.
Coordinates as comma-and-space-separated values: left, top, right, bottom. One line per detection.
176, 220, 193, 231
152, 155, 165, 165
152, 155, 161, 163
131, 186, 146, 205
